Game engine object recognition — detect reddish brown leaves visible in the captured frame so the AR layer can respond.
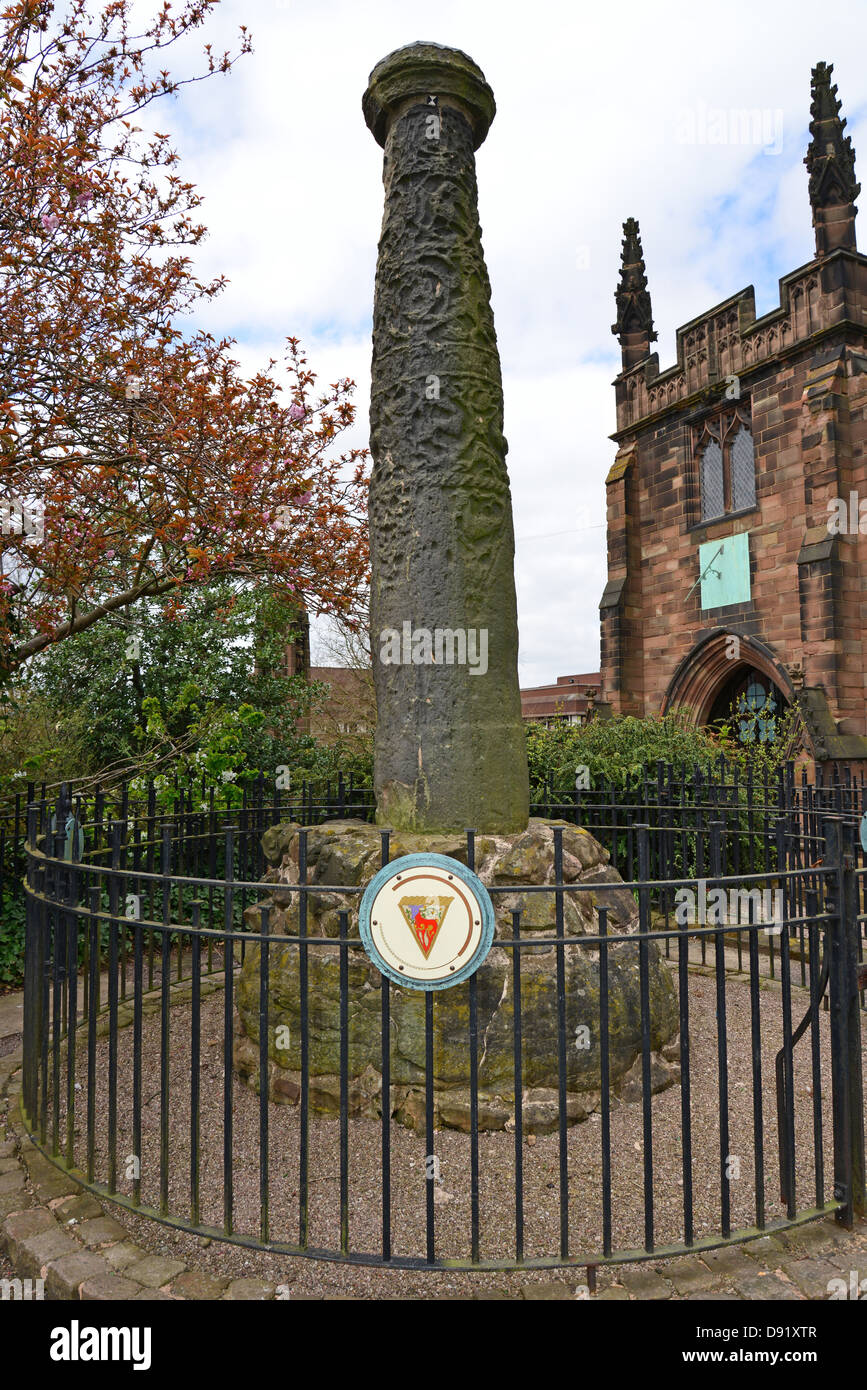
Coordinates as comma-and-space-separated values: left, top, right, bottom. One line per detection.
0, 0, 369, 675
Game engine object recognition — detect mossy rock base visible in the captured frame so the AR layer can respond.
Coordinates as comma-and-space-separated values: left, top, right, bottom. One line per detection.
234, 819, 680, 1133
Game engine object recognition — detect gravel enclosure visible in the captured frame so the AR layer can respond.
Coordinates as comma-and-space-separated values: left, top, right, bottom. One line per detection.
39, 942, 864, 1299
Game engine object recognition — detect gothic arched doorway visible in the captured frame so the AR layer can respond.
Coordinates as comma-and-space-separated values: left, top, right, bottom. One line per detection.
662, 632, 793, 745
707, 667, 785, 745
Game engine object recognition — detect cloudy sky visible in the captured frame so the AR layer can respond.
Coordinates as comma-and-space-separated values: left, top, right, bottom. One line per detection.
155, 0, 867, 685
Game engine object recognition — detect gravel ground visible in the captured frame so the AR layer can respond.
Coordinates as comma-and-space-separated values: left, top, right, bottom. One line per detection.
44, 953, 864, 1300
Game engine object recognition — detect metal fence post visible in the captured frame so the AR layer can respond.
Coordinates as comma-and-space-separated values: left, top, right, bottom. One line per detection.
22, 805, 41, 1124
841, 818, 866, 1219
825, 816, 866, 1226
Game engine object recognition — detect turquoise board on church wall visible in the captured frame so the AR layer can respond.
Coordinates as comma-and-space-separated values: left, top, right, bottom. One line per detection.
699, 531, 751, 609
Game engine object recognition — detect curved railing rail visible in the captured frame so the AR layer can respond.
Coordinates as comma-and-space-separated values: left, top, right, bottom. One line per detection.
19, 796, 866, 1274
6, 754, 867, 968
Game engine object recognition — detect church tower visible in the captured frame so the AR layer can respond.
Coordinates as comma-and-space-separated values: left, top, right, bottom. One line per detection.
599, 63, 867, 773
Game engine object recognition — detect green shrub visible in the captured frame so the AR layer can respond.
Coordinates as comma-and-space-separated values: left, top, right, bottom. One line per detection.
526, 706, 803, 797
0, 890, 25, 989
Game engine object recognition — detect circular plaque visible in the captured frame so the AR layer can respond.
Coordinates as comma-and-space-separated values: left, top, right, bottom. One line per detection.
358, 853, 495, 990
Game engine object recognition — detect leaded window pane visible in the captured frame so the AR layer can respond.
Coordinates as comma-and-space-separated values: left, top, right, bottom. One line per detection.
731, 426, 756, 511
701, 439, 724, 520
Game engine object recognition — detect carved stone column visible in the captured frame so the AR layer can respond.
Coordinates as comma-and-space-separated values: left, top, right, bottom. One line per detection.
363, 43, 529, 832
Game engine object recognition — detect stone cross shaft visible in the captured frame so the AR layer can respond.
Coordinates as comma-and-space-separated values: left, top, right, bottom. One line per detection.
363, 42, 529, 833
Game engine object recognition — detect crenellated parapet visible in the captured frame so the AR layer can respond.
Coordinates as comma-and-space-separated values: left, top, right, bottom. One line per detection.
611, 60, 866, 439
613, 255, 867, 436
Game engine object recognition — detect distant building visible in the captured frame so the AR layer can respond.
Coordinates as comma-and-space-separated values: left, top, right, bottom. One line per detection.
308, 665, 374, 744
281, 614, 372, 743
521, 672, 601, 726
600, 61, 867, 772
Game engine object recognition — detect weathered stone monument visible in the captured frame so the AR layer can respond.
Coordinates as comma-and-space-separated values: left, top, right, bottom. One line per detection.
363, 43, 529, 834
234, 43, 680, 1130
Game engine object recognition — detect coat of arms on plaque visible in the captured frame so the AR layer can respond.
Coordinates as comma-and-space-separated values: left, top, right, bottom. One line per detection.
398, 896, 453, 958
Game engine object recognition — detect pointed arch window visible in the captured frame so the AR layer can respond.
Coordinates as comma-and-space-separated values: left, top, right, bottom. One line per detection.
731, 425, 756, 511
697, 405, 756, 521
700, 439, 725, 521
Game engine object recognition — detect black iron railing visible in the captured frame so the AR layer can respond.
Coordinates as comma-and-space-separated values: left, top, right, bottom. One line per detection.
5, 755, 867, 940
19, 791, 866, 1275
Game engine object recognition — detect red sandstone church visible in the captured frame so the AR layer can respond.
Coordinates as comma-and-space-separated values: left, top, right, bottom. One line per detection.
598, 61, 867, 773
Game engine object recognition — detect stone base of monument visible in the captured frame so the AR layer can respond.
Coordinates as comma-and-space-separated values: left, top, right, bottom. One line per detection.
233, 819, 681, 1134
